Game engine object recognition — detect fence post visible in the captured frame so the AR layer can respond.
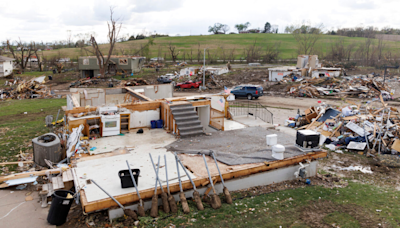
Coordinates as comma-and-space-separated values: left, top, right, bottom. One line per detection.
255, 103, 257, 119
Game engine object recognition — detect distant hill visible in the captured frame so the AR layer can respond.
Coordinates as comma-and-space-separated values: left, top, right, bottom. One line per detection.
17, 33, 400, 61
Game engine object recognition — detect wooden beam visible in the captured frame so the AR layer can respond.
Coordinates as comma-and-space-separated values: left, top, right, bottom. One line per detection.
71, 95, 80, 107
125, 87, 153, 101
81, 151, 327, 213
0, 161, 33, 166
118, 101, 160, 112
0, 168, 62, 183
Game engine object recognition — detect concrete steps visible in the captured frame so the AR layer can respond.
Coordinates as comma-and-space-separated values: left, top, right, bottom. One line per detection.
170, 104, 204, 137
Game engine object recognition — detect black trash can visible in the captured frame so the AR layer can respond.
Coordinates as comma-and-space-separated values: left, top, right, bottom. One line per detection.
47, 190, 74, 226
119, 169, 140, 188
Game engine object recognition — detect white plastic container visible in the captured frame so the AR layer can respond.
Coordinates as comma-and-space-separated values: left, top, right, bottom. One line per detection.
266, 134, 278, 146
272, 144, 285, 160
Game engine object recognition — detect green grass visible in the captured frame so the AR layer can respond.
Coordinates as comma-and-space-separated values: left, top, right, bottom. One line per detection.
17, 71, 53, 77
5, 34, 400, 62
0, 99, 66, 172
131, 182, 400, 228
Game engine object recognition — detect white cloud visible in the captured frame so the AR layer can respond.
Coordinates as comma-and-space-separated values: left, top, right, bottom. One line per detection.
1, 0, 400, 43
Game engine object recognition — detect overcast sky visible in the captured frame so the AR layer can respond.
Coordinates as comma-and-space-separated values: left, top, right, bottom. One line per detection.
1, 0, 399, 43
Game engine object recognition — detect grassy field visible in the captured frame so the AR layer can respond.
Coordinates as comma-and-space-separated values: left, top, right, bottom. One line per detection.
125, 181, 399, 228
0, 99, 65, 172
6, 34, 400, 62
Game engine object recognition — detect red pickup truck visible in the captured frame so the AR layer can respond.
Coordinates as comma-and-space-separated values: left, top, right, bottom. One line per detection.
175, 81, 202, 89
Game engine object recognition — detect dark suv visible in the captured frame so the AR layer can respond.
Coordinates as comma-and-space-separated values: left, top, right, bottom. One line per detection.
231, 85, 263, 100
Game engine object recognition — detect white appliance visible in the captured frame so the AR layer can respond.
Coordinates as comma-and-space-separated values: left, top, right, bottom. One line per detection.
99, 107, 120, 137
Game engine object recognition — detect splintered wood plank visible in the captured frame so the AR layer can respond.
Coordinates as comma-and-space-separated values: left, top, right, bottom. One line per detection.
52, 176, 64, 190
178, 154, 263, 178
62, 169, 74, 182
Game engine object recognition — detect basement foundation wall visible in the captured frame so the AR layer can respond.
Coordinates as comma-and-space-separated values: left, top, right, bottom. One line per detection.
108, 161, 318, 221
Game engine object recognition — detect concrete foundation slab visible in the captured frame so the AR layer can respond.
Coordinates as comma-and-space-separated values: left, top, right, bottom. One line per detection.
224, 118, 246, 131
233, 116, 275, 128
89, 129, 175, 155
108, 160, 318, 221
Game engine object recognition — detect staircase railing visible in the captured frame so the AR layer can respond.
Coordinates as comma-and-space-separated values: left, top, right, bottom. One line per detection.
228, 100, 273, 124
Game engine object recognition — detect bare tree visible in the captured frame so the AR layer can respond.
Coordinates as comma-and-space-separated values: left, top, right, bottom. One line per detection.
7, 38, 33, 72
197, 43, 201, 63
66, 30, 73, 48
291, 23, 324, 55
168, 42, 180, 62
345, 42, 356, 61
263, 41, 281, 63
228, 47, 236, 63
31, 42, 44, 71
244, 39, 262, 63
377, 36, 386, 61
90, 7, 122, 76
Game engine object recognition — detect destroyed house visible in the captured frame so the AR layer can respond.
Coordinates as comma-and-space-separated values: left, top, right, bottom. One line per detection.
0, 56, 14, 77
78, 56, 145, 78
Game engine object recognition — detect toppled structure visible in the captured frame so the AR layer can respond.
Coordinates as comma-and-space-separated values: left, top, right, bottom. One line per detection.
1, 76, 56, 100
268, 55, 342, 82
287, 76, 393, 99
286, 96, 400, 157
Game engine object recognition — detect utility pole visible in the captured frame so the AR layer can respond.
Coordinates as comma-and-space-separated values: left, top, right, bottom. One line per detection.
202, 48, 208, 90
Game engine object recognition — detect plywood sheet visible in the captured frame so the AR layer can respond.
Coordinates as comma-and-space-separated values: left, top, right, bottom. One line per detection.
179, 154, 263, 178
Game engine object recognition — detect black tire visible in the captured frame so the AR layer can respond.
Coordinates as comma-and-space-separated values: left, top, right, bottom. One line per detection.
191, 86, 194, 88
247, 94, 253, 100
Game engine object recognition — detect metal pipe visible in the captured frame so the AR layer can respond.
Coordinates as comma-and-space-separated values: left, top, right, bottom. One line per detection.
126, 160, 141, 203
149, 154, 164, 192
175, 153, 196, 190
202, 154, 215, 189
91, 179, 125, 209
164, 155, 170, 194
176, 154, 183, 192
211, 152, 225, 186
154, 156, 160, 195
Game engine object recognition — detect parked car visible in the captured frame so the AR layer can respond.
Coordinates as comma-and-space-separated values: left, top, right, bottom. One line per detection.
175, 81, 202, 89
230, 85, 263, 100
150, 57, 164, 62
157, 76, 172, 84
164, 73, 178, 79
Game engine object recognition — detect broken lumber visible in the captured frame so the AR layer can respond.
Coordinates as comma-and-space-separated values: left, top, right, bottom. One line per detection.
0, 168, 61, 183
0, 161, 33, 166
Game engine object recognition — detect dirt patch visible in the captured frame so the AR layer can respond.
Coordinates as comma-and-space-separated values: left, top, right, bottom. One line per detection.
0, 111, 48, 125
299, 200, 386, 228
0, 127, 10, 136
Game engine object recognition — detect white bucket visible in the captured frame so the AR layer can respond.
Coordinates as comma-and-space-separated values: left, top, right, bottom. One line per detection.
272, 144, 285, 160
266, 134, 277, 146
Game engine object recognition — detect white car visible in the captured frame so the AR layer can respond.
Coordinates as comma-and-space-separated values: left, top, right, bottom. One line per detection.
164, 73, 178, 79
150, 57, 164, 62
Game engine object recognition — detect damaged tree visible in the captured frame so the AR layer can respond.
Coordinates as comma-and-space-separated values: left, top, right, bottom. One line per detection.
291, 23, 323, 55
31, 42, 44, 72
90, 7, 122, 76
7, 39, 33, 72
244, 39, 262, 63
168, 42, 180, 62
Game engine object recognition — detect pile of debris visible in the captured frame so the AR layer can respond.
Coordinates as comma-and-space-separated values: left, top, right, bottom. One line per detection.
144, 62, 164, 68
286, 96, 400, 157
287, 76, 393, 99
1, 76, 56, 100
70, 78, 102, 88
120, 78, 149, 86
